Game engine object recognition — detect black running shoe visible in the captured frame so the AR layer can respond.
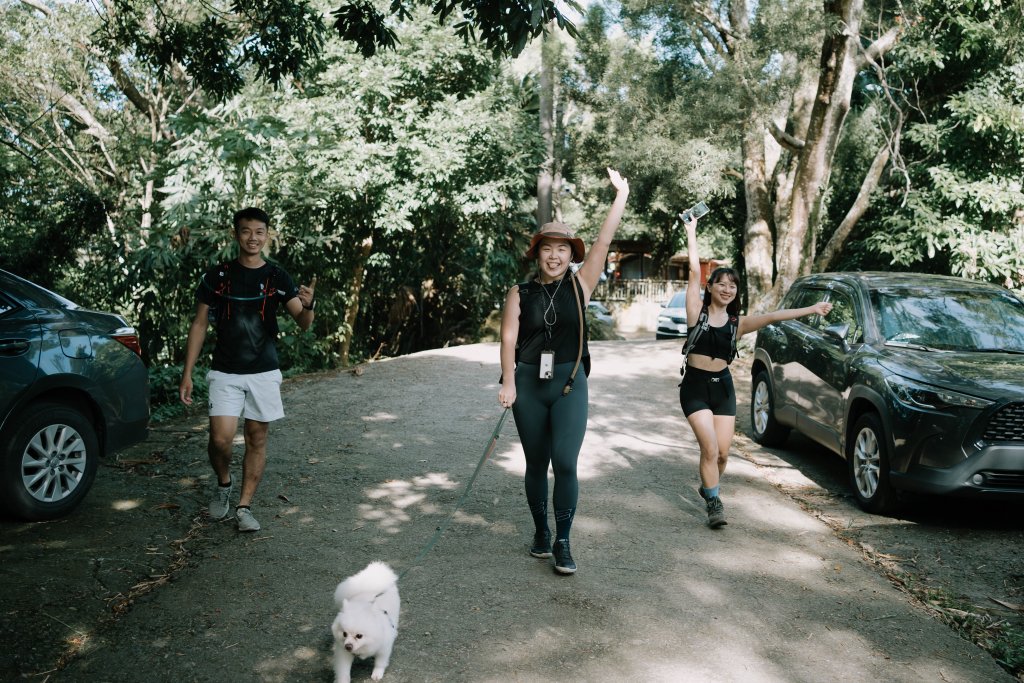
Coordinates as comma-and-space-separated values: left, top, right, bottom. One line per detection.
530, 530, 553, 558
552, 539, 577, 574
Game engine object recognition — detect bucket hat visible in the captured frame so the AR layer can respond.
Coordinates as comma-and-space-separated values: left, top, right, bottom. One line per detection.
525, 222, 586, 263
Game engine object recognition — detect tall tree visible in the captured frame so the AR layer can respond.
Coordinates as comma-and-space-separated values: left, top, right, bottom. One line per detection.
619, 0, 902, 309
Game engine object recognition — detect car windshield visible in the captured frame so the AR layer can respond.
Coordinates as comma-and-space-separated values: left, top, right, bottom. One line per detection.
667, 292, 687, 308
872, 287, 1024, 352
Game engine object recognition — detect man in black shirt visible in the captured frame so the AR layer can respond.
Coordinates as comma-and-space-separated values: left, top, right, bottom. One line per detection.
179, 207, 316, 532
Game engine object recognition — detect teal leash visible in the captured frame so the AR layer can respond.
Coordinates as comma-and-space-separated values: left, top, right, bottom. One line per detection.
397, 408, 510, 581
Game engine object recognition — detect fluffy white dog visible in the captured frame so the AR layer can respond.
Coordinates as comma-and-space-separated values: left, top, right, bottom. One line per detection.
331, 561, 401, 683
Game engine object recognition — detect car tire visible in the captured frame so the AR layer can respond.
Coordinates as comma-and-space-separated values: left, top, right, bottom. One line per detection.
0, 402, 99, 521
750, 370, 790, 446
847, 412, 898, 515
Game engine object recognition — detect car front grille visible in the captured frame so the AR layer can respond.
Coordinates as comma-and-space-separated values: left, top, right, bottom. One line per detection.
980, 472, 1024, 489
983, 403, 1024, 442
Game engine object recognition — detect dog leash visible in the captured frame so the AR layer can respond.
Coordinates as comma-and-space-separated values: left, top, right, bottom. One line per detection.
397, 408, 510, 582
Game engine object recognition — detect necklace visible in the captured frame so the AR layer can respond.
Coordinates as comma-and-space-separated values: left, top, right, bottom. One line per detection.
540, 276, 566, 329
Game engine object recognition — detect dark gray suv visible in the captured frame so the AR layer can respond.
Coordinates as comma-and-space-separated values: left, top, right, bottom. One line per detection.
751, 272, 1024, 514
0, 270, 149, 520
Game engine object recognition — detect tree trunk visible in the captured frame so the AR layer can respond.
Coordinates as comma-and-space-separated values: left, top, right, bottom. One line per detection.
771, 0, 868, 302
536, 27, 555, 226
741, 120, 775, 312
339, 235, 374, 367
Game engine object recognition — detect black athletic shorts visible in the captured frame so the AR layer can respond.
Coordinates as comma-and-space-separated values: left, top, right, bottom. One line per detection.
679, 366, 736, 417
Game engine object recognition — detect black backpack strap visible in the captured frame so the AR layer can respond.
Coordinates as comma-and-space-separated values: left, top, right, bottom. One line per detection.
728, 313, 739, 363
680, 306, 709, 373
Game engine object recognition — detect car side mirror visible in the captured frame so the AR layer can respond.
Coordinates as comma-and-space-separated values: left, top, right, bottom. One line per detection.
823, 322, 851, 352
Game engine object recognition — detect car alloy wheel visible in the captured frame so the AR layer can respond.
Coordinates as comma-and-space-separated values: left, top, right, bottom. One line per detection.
1, 402, 99, 521
750, 370, 790, 446
22, 423, 88, 503
847, 412, 897, 515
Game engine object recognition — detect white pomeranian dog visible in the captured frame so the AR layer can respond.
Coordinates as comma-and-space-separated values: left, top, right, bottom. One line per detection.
331, 561, 401, 683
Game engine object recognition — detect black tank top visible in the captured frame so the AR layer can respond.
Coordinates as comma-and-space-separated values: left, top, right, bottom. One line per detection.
687, 322, 735, 362
516, 277, 590, 364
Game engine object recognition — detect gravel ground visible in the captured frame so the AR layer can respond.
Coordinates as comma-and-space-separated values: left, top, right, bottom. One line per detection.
0, 339, 1018, 682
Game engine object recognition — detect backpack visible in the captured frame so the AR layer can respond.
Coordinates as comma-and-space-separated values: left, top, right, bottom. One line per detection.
202, 261, 283, 331
679, 306, 738, 377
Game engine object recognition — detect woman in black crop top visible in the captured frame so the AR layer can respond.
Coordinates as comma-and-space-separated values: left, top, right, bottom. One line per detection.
679, 214, 831, 529
497, 168, 629, 574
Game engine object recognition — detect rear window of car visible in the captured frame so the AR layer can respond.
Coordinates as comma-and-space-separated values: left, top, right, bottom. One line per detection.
0, 292, 17, 317
1, 273, 77, 310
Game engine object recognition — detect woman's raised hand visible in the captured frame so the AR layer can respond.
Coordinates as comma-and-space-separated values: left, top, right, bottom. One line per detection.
607, 167, 629, 194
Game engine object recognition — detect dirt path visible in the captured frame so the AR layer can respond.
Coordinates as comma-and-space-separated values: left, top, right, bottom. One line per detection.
0, 339, 1017, 682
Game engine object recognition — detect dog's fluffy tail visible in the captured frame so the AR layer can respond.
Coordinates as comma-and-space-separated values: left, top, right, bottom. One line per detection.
334, 561, 399, 607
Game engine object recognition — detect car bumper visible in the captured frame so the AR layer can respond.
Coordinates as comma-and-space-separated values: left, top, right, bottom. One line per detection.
891, 443, 1024, 499
656, 323, 687, 339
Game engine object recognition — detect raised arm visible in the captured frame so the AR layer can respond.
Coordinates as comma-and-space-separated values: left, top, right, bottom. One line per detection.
738, 300, 833, 337
684, 215, 703, 327
576, 168, 629, 298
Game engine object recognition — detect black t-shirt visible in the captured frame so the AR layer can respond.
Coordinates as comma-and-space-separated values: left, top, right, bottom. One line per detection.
516, 276, 590, 364
196, 260, 299, 374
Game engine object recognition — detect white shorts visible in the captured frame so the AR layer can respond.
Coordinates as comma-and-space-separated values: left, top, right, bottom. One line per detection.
207, 369, 285, 422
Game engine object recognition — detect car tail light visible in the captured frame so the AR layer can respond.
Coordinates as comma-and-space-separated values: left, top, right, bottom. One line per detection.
111, 327, 143, 358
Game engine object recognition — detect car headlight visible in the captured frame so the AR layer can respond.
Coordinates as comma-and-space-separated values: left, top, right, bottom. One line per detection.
884, 375, 993, 410
657, 315, 670, 324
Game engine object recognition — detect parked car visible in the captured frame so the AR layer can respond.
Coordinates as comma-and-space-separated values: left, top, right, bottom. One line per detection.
751, 272, 1024, 514
588, 300, 614, 327
0, 270, 149, 520
656, 291, 688, 339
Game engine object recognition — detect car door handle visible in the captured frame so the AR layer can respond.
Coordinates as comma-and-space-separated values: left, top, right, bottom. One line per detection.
0, 339, 30, 355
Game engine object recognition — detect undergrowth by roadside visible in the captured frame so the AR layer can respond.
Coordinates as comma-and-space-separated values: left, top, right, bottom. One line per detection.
791, 491, 1024, 681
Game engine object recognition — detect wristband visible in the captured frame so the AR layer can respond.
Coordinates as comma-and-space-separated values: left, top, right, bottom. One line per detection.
303, 299, 316, 311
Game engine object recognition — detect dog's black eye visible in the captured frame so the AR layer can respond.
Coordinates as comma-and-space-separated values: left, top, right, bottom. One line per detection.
342, 632, 348, 637
356, 634, 363, 639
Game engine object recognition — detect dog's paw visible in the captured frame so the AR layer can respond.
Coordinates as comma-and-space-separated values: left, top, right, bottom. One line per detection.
371, 668, 386, 681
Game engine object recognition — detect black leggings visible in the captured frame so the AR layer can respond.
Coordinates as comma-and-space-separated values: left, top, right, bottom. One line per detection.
679, 366, 736, 417
512, 361, 588, 538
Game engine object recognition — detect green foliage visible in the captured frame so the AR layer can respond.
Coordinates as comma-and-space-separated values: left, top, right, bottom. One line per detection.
147, 363, 209, 422
867, 0, 1024, 288
118, 7, 542, 371
96, 1, 581, 99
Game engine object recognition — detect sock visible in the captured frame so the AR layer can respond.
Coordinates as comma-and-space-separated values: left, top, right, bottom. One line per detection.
554, 507, 575, 541
235, 505, 250, 511
702, 485, 720, 500
529, 500, 549, 536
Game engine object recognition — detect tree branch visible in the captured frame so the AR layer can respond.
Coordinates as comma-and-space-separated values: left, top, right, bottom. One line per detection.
768, 121, 805, 152
814, 140, 891, 272
18, 0, 51, 17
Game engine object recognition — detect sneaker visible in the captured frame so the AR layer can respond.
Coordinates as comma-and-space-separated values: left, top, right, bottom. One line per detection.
530, 530, 553, 558
209, 480, 233, 520
552, 539, 576, 575
235, 506, 261, 532
705, 495, 727, 529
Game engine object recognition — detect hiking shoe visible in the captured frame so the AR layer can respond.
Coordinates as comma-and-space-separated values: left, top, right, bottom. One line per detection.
705, 495, 727, 529
235, 506, 261, 532
530, 530, 553, 558
552, 539, 577, 575
209, 480, 233, 520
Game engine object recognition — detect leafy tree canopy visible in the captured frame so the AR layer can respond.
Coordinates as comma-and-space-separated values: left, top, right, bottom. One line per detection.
100, 0, 582, 99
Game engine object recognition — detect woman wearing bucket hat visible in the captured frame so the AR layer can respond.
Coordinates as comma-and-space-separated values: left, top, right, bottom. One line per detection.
498, 167, 629, 574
